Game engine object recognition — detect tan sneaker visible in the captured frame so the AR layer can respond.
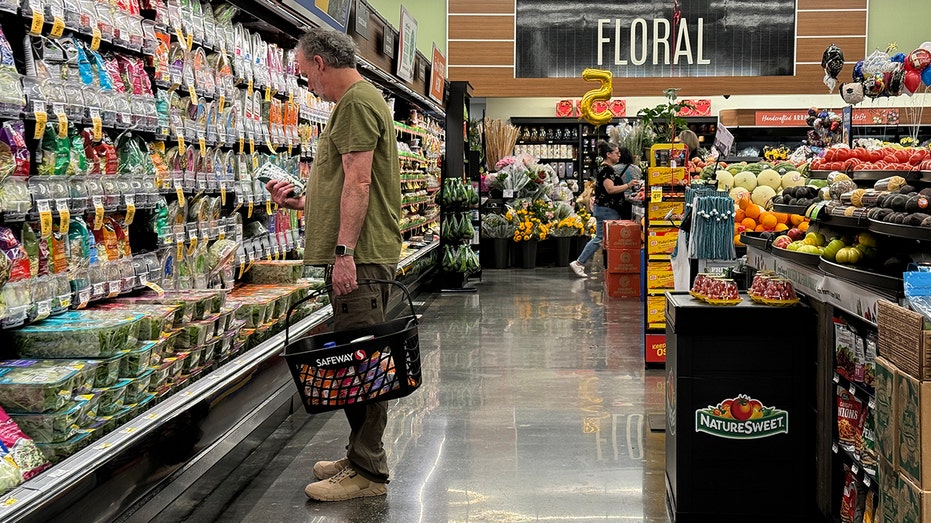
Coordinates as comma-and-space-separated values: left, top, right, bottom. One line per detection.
304, 466, 387, 501
313, 457, 350, 480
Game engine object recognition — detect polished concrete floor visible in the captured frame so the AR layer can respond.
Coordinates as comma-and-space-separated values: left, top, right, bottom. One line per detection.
155, 267, 671, 522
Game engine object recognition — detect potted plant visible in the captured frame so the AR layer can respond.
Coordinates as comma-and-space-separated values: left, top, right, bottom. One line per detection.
481, 213, 517, 268
637, 88, 695, 147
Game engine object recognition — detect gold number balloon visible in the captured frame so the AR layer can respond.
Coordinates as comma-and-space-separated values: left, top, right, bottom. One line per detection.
579, 68, 613, 127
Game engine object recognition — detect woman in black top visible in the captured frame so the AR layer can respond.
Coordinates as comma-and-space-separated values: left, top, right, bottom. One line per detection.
570, 141, 641, 278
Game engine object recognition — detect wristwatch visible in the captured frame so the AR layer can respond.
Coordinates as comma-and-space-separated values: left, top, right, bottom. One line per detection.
335, 245, 354, 257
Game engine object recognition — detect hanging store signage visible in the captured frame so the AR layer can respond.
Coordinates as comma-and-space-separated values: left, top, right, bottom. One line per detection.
282, 0, 352, 33
695, 395, 789, 439
515, 0, 796, 79
429, 44, 447, 102
755, 109, 901, 127
396, 5, 418, 83
353, 0, 370, 40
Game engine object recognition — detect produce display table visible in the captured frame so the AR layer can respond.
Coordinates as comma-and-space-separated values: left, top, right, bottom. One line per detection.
664, 291, 817, 522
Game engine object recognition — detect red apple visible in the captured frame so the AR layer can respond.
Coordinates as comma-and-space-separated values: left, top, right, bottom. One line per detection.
787, 228, 804, 241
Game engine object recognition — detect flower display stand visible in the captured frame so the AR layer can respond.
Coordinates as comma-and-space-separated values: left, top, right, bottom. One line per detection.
554, 237, 572, 267
519, 240, 538, 269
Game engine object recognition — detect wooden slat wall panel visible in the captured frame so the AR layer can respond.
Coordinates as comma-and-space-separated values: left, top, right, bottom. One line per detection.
797, 0, 866, 10
448, 15, 514, 40
448, 0, 514, 15
448, 41, 514, 66
797, 37, 866, 63
448, 64, 832, 97
798, 11, 866, 37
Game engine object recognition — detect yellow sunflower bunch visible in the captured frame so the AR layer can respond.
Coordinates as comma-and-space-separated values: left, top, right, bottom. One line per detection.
548, 215, 586, 237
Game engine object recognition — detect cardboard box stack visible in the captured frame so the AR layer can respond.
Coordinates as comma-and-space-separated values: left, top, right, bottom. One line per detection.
876, 300, 931, 522
603, 220, 641, 298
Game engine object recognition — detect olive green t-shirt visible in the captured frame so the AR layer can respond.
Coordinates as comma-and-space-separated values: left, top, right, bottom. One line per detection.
303, 81, 402, 265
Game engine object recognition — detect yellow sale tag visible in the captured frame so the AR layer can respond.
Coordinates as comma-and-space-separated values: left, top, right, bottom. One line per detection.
174, 28, 185, 45
50, 17, 65, 38
651, 186, 663, 204
238, 261, 245, 279
252, 154, 258, 170
288, 92, 294, 104
220, 186, 226, 205
186, 33, 193, 51
247, 201, 253, 218
188, 235, 197, 255
218, 94, 225, 113
218, 228, 225, 241
266, 200, 272, 216
266, 139, 276, 153
176, 187, 186, 208
177, 240, 184, 260
33, 112, 47, 139
144, 281, 165, 295
188, 84, 197, 104
249, 138, 255, 155
92, 117, 102, 141
58, 207, 70, 234
30, 11, 44, 35
94, 201, 104, 230
265, 86, 271, 102
177, 135, 186, 154
287, 143, 292, 156
90, 28, 101, 51
125, 201, 135, 225
239, 137, 244, 154
39, 210, 52, 237
199, 137, 206, 156
247, 80, 253, 97
57, 113, 68, 138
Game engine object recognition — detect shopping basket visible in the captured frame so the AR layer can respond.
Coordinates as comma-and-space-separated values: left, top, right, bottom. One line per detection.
283, 279, 421, 414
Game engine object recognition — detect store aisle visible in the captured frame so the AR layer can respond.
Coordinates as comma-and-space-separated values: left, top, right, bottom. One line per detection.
149, 268, 670, 523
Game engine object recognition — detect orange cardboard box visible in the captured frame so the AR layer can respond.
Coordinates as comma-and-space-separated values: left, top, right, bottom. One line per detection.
647, 228, 678, 255
604, 273, 640, 298
606, 248, 640, 274
604, 220, 642, 249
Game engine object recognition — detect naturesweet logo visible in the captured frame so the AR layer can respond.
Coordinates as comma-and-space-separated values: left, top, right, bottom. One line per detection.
695, 394, 788, 440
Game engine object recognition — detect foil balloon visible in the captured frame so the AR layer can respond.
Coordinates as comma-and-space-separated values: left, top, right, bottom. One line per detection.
907, 48, 931, 72
891, 53, 906, 63
921, 41, 931, 53
840, 82, 864, 105
579, 68, 613, 127
821, 43, 845, 92
923, 66, 931, 87
852, 60, 865, 82
889, 67, 906, 96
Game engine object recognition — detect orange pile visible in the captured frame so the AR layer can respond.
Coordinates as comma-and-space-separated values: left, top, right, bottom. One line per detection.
733, 194, 807, 246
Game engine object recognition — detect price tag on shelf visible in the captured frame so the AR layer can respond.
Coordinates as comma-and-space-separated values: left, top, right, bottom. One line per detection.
35, 300, 51, 321
124, 194, 135, 225
863, 476, 871, 487
188, 84, 198, 104
247, 201, 254, 218
50, 17, 64, 38
174, 27, 185, 46
90, 27, 101, 51
218, 94, 225, 113
220, 185, 227, 206
56, 112, 68, 138
92, 195, 104, 230
849, 383, 857, 395
56, 199, 69, 234
2, 497, 17, 507
92, 282, 105, 297
144, 281, 166, 296
651, 186, 663, 204
833, 373, 840, 384
869, 397, 876, 409
37, 200, 52, 237
33, 105, 47, 139
177, 134, 186, 155
76, 288, 90, 308
266, 200, 272, 216
30, 10, 44, 35
851, 463, 859, 475
90, 110, 103, 141
107, 280, 120, 298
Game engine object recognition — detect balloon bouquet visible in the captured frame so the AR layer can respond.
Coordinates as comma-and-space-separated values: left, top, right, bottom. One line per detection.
829, 42, 931, 104
804, 108, 844, 149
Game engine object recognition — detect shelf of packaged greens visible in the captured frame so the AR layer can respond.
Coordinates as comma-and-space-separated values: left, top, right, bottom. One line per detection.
833, 444, 878, 490
394, 121, 443, 140
0, 304, 331, 523
19, 10, 156, 58
398, 239, 440, 269
401, 199, 434, 209
833, 372, 875, 407
401, 218, 438, 235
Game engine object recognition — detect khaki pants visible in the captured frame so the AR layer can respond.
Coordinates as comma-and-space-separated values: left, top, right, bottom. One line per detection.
328, 263, 395, 483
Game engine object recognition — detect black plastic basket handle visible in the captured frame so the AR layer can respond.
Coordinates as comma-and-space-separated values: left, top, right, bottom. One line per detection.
285, 278, 418, 346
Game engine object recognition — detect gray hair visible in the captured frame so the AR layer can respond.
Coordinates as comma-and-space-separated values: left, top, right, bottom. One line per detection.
297, 29, 357, 69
